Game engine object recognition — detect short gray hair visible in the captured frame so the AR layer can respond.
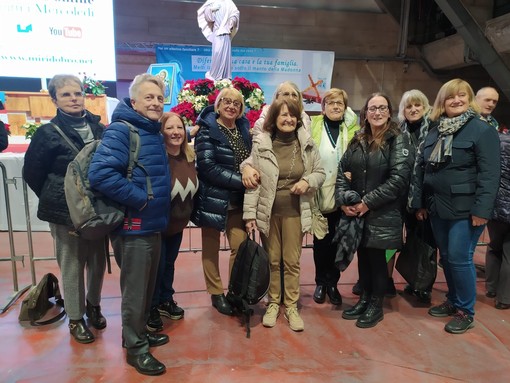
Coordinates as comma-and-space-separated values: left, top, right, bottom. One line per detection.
48, 74, 83, 100
129, 73, 165, 99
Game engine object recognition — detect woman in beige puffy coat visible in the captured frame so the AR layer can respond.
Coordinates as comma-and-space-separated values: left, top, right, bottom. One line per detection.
243, 99, 325, 332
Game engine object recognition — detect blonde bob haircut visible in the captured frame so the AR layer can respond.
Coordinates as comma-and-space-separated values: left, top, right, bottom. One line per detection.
129, 73, 165, 99
273, 81, 304, 114
429, 78, 480, 121
321, 88, 349, 111
398, 89, 431, 122
214, 88, 245, 118
160, 112, 195, 163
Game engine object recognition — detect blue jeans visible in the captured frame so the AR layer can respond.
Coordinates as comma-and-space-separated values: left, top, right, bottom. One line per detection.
430, 216, 485, 316
151, 231, 183, 307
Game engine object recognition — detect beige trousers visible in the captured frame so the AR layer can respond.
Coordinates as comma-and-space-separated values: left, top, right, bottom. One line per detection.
201, 208, 247, 295
262, 215, 303, 308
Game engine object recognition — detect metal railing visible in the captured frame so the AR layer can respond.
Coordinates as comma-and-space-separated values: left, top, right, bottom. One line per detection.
0, 162, 33, 313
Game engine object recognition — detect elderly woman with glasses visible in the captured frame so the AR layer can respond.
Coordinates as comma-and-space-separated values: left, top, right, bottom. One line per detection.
309, 88, 360, 307
23, 74, 107, 344
337, 93, 412, 328
192, 87, 252, 316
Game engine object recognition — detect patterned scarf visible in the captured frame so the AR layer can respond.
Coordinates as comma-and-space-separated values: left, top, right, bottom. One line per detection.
485, 115, 499, 130
428, 108, 476, 166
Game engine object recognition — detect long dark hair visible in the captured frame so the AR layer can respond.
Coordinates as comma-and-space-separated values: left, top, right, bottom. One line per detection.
355, 92, 399, 150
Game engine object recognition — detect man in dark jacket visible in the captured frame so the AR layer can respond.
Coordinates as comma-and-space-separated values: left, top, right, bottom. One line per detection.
89, 74, 171, 376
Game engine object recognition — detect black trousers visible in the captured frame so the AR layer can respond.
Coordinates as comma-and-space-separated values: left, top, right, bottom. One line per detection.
313, 210, 341, 287
357, 246, 387, 298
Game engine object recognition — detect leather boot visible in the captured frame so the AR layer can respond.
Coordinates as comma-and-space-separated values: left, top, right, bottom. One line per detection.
211, 294, 234, 316
356, 295, 384, 328
342, 292, 370, 320
86, 300, 107, 330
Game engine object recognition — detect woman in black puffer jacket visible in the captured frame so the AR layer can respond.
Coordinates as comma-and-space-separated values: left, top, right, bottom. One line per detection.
336, 92, 412, 328
485, 132, 510, 310
192, 88, 252, 316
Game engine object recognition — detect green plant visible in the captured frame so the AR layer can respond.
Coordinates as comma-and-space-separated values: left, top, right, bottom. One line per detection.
22, 122, 42, 140
81, 73, 107, 96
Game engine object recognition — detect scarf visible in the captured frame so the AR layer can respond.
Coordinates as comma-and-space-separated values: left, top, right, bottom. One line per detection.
485, 115, 499, 130
428, 108, 476, 166
332, 191, 364, 271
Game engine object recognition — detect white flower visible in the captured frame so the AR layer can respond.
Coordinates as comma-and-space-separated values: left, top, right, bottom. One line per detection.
193, 95, 209, 112
214, 79, 233, 89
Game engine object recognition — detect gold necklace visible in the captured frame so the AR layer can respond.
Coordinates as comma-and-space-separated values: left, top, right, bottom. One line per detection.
277, 141, 299, 191
217, 119, 239, 138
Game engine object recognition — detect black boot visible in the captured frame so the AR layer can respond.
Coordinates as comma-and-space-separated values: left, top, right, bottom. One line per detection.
356, 295, 384, 328
86, 300, 107, 330
342, 292, 370, 320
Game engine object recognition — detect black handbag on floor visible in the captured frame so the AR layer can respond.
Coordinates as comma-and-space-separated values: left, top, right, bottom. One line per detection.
396, 222, 438, 291
18, 273, 66, 326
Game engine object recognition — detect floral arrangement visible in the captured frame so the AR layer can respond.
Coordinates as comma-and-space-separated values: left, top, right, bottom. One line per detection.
80, 73, 107, 96
22, 122, 42, 139
171, 77, 265, 127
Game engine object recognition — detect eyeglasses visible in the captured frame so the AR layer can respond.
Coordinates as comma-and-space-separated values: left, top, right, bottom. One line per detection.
58, 91, 85, 99
367, 105, 389, 114
326, 101, 344, 107
279, 92, 299, 99
221, 98, 242, 108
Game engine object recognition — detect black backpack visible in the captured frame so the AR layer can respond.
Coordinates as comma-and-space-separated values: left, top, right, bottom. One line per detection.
226, 231, 270, 338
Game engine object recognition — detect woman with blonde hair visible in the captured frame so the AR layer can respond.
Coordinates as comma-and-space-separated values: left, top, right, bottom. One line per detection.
192, 87, 252, 316
147, 112, 199, 332
410, 79, 500, 334
396, 89, 436, 303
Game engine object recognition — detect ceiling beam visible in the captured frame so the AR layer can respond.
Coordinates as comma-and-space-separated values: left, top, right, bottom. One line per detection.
435, 0, 510, 99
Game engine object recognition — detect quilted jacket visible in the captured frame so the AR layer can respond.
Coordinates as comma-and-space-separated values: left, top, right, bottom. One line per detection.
243, 128, 325, 236
336, 128, 412, 249
492, 133, 510, 223
88, 98, 171, 235
192, 105, 252, 231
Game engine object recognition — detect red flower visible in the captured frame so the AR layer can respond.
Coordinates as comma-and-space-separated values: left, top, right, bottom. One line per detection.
245, 109, 263, 128
171, 102, 196, 124
207, 89, 220, 105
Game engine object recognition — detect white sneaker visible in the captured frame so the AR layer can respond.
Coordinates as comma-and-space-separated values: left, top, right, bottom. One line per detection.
285, 307, 304, 332
262, 303, 280, 327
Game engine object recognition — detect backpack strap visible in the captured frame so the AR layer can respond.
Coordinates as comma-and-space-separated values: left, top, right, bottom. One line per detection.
50, 122, 80, 155
30, 299, 66, 326
117, 120, 155, 230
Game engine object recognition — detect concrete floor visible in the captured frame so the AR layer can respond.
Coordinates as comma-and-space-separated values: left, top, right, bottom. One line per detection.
0, 230, 509, 383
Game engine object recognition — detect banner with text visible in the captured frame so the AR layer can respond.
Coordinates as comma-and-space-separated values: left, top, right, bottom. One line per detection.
155, 44, 334, 112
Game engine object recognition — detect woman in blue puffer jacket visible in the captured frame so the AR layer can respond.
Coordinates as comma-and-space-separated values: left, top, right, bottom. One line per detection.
192, 87, 252, 316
